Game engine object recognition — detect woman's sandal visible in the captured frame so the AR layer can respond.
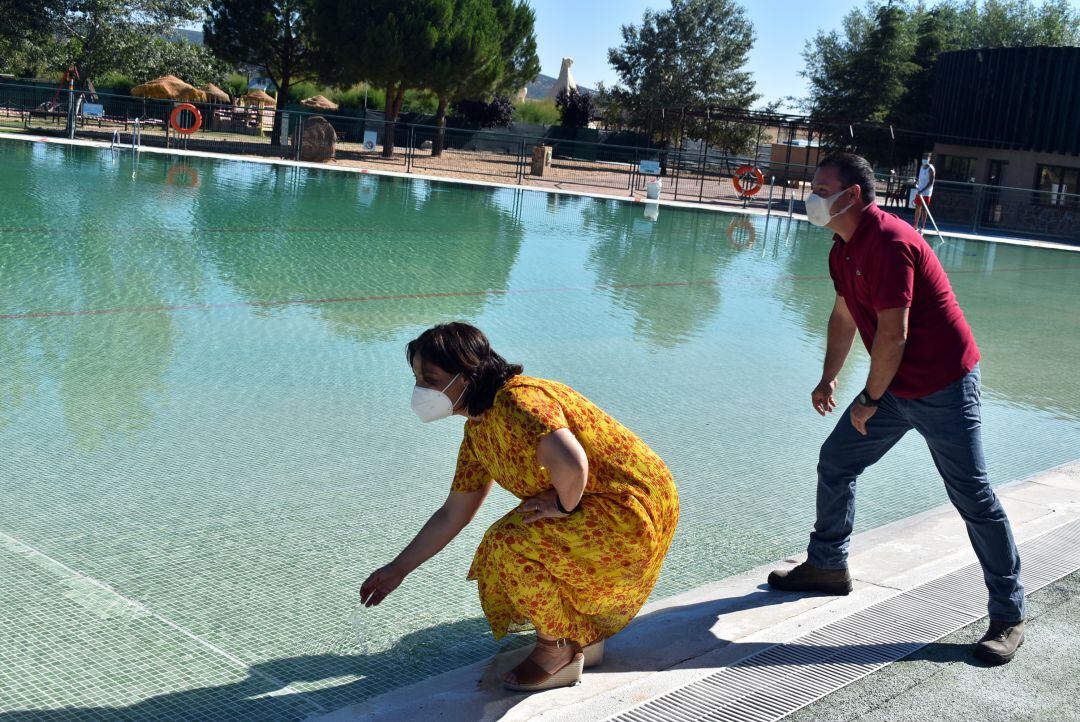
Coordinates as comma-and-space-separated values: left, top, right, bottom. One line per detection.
502, 637, 585, 692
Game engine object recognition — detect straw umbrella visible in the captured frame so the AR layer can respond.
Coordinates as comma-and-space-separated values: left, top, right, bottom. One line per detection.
300, 94, 339, 112
240, 89, 278, 133
202, 83, 230, 105
131, 75, 208, 103
241, 89, 277, 106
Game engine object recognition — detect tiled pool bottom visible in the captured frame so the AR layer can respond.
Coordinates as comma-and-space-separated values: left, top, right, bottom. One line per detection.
2, 140, 1079, 719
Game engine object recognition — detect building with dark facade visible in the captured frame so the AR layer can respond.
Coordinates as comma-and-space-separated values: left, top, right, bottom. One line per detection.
931, 46, 1079, 238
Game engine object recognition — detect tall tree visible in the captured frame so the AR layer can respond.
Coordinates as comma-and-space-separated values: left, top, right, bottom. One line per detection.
423, 0, 539, 155
606, 0, 760, 152
311, 0, 452, 157
204, 0, 318, 146
422, 0, 501, 156
0, 0, 203, 82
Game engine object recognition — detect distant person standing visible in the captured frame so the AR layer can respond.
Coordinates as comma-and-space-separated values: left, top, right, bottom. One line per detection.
770, 153, 1026, 666
913, 152, 936, 234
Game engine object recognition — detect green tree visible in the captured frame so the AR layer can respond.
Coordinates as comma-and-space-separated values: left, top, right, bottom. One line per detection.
805, 3, 918, 162
606, 0, 760, 152
421, 0, 501, 155
420, 0, 539, 155
48, 0, 203, 82
311, 0, 452, 157
204, 0, 318, 146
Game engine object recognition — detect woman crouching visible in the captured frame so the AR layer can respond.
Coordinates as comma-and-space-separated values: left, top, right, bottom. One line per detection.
360, 322, 679, 691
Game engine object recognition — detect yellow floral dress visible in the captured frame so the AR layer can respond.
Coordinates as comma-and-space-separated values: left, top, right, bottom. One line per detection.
452, 375, 679, 645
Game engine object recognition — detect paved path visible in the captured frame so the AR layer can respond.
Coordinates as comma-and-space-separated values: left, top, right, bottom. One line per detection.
317, 461, 1080, 722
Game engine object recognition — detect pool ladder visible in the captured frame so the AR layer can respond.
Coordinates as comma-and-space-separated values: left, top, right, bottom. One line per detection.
109, 121, 142, 152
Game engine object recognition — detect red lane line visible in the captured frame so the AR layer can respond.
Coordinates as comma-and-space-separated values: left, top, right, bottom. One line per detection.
0, 265, 1074, 321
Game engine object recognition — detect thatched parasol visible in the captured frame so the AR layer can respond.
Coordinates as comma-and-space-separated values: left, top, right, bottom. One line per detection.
202, 83, 230, 104
300, 94, 339, 111
241, 89, 277, 106
131, 75, 208, 103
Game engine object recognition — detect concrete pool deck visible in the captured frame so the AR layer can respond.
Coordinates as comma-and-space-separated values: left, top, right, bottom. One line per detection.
316, 460, 1080, 722
2, 132, 1077, 255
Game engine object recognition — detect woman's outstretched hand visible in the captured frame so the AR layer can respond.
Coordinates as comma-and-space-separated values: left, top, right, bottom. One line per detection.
517, 488, 569, 524
359, 563, 406, 607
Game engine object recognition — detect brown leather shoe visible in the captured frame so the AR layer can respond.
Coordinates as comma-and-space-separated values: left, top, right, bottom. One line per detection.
767, 561, 853, 595
974, 620, 1025, 665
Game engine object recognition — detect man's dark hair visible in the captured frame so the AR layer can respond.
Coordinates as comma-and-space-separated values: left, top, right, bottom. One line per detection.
817, 152, 876, 204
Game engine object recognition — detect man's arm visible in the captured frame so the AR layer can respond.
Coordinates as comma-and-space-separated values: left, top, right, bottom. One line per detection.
865, 307, 909, 399
813, 295, 858, 415
822, 294, 858, 383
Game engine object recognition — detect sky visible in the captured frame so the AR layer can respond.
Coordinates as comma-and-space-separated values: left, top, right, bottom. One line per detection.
526, 0, 1080, 109
526, 0, 862, 110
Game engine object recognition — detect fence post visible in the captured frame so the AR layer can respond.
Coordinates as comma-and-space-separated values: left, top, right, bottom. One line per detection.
294, 114, 303, 161
66, 88, 76, 139
971, 185, 984, 233
406, 125, 414, 173
517, 136, 526, 185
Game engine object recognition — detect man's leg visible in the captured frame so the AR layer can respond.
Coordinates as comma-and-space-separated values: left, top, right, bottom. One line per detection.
907, 366, 1025, 623
806, 394, 913, 569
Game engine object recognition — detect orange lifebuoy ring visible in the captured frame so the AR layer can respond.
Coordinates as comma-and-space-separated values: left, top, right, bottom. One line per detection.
169, 103, 202, 135
732, 165, 765, 197
166, 164, 199, 188
726, 217, 756, 249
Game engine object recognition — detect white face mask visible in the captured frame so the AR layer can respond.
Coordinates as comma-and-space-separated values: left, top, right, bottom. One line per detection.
921, 159, 930, 166
805, 186, 854, 227
411, 373, 465, 423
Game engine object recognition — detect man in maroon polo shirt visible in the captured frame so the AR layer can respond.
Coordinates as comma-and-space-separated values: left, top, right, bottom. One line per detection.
767, 153, 1026, 665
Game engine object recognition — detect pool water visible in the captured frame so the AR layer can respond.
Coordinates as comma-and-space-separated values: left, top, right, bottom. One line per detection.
1, 140, 1078, 719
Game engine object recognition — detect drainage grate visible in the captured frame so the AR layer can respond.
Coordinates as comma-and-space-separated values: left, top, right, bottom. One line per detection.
609, 518, 1080, 722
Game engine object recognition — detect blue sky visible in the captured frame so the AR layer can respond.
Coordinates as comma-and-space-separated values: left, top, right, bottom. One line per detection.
526, 0, 1080, 109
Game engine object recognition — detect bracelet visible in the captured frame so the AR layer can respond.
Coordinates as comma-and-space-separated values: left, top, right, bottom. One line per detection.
556, 495, 581, 515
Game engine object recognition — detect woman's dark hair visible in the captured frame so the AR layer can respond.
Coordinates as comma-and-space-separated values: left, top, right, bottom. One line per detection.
406, 322, 523, 416
817, 152, 876, 204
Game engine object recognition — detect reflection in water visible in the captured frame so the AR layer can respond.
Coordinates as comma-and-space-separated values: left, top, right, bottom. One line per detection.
0, 145, 206, 450
584, 200, 735, 347
189, 167, 524, 343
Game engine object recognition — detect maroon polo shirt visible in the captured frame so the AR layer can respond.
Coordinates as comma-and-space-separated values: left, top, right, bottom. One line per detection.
828, 203, 980, 398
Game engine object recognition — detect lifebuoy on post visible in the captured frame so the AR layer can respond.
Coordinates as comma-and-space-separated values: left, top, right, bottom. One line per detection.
726, 217, 757, 249
166, 164, 199, 188
169, 103, 202, 135
732, 165, 765, 197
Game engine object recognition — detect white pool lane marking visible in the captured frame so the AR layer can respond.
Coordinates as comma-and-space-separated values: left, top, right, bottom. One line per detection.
0, 529, 328, 713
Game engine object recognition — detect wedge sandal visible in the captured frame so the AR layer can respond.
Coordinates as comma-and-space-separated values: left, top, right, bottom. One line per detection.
503, 637, 585, 692
583, 638, 605, 668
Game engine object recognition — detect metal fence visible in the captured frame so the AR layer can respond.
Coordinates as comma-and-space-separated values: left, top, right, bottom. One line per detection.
1, 82, 1076, 242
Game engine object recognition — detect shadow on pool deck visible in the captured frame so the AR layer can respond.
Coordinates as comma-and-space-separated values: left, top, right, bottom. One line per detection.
0, 587, 994, 722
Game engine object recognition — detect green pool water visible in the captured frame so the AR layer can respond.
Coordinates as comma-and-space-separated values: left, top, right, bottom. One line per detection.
1, 140, 1078, 719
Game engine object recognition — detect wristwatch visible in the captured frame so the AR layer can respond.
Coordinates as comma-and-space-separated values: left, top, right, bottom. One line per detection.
855, 389, 881, 408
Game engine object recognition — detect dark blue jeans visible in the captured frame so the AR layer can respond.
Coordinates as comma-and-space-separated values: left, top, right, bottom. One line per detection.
808, 365, 1026, 621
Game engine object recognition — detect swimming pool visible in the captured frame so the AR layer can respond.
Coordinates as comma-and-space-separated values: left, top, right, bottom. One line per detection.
2, 140, 1078, 719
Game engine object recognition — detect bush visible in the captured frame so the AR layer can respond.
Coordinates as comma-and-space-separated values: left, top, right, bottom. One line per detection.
451, 96, 514, 128
96, 72, 136, 96
287, 81, 321, 104
555, 89, 595, 128
404, 89, 439, 114
223, 73, 248, 99
329, 83, 384, 110
513, 99, 559, 125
